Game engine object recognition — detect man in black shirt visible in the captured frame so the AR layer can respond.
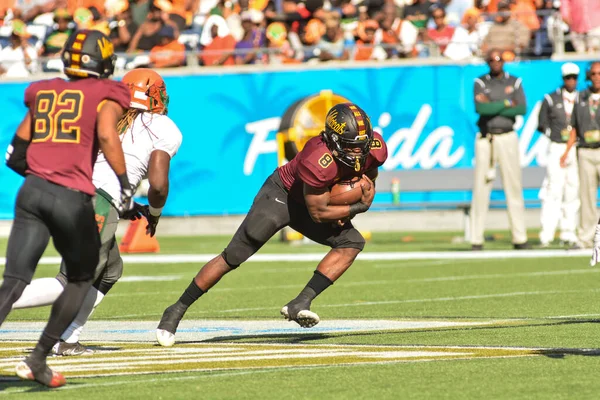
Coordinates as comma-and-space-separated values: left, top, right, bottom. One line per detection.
537, 62, 580, 247
471, 49, 529, 250
563, 61, 600, 250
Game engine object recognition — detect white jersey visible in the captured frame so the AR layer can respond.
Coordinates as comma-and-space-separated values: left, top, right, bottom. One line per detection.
93, 112, 183, 201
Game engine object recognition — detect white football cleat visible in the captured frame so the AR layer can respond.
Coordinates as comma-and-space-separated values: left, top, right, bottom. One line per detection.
280, 306, 320, 328
156, 329, 175, 347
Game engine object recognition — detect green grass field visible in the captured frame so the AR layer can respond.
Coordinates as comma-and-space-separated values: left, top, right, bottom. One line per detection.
1, 231, 599, 399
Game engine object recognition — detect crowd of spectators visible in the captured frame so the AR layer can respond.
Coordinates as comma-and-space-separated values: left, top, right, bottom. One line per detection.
0, 0, 598, 77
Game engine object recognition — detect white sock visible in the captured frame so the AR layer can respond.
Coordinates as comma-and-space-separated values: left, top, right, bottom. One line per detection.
61, 287, 105, 343
12, 278, 64, 309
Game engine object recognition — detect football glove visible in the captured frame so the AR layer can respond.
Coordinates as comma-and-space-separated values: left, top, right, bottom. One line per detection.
590, 225, 600, 267
120, 202, 146, 221
113, 186, 134, 217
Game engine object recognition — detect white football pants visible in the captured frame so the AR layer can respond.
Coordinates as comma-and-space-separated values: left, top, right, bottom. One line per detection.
539, 142, 580, 244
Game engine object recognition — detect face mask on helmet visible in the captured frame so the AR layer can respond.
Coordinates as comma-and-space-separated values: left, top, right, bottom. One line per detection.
329, 133, 372, 171
322, 103, 373, 171
150, 85, 169, 115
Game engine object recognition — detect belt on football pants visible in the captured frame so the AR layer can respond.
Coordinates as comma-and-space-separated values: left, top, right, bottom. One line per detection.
94, 188, 114, 236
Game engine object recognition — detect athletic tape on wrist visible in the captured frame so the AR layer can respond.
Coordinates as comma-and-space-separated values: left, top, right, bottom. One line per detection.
149, 205, 163, 216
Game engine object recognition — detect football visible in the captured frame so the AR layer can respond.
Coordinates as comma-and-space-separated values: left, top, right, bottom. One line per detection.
329, 176, 367, 205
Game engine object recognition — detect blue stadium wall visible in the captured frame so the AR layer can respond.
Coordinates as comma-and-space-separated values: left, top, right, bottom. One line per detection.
0, 60, 594, 218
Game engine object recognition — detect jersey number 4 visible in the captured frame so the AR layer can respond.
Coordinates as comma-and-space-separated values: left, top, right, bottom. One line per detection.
32, 90, 84, 143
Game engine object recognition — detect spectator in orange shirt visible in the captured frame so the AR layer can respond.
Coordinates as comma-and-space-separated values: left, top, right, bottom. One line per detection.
510, 0, 540, 31
201, 23, 236, 66
150, 24, 186, 67
375, 3, 418, 58
302, 18, 325, 46
354, 19, 386, 61
0, 0, 15, 22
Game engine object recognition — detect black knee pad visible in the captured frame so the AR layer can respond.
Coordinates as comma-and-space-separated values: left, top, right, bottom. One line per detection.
332, 228, 366, 251
223, 214, 282, 268
95, 281, 114, 295
94, 258, 123, 295
65, 263, 96, 283
221, 250, 240, 269
65, 251, 99, 283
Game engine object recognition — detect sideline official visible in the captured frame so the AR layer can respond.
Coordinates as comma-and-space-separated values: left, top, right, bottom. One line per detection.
471, 49, 530, 251
537, 63, 580, 247
562, 61, 600, 248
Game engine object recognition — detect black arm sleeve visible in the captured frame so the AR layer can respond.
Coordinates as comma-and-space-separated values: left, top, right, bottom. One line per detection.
5, 135, 30, 177
537, 98, 550, 134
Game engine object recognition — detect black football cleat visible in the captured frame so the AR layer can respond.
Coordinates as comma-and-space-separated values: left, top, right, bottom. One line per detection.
156, 303, 187, 347
280, 296, 320, 328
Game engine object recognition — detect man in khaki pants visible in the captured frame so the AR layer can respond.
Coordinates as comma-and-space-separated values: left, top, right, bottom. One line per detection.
562, 61, 600, 248
471, 49, 530, 250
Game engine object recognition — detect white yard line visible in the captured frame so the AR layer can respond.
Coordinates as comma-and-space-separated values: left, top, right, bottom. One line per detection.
405, 268, 600, 283
119, 276, 184, 282
0, 249, 591, 267
292, 288, 600, 309
544, 313, 600, 319
105, 268, 599, 298
107, 288, 600, 319
372, 259, 471, 269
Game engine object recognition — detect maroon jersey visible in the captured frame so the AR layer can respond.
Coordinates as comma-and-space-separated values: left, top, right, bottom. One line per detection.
278, 132, 388, 203
24, 78, 130, 195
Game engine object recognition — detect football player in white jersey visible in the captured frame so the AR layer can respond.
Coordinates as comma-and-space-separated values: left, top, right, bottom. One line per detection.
11, 69, 183, 355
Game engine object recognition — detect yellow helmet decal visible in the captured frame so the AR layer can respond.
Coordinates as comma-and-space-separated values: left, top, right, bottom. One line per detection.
97, 36, 114, 59
326, 109, 347, 135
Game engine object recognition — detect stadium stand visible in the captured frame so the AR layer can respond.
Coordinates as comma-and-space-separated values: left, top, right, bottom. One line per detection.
0, 0, 595, 79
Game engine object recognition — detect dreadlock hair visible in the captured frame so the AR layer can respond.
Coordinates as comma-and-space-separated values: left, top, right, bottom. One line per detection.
117, 108, 143, 135
116, 108, 160, 145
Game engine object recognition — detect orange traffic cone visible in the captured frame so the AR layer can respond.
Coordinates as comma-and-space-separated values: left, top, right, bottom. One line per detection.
119, 218, 160, 253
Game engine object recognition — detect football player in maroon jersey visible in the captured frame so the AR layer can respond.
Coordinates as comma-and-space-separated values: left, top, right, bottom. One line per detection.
1, 29, 132, 388
156, 103, 387, 347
